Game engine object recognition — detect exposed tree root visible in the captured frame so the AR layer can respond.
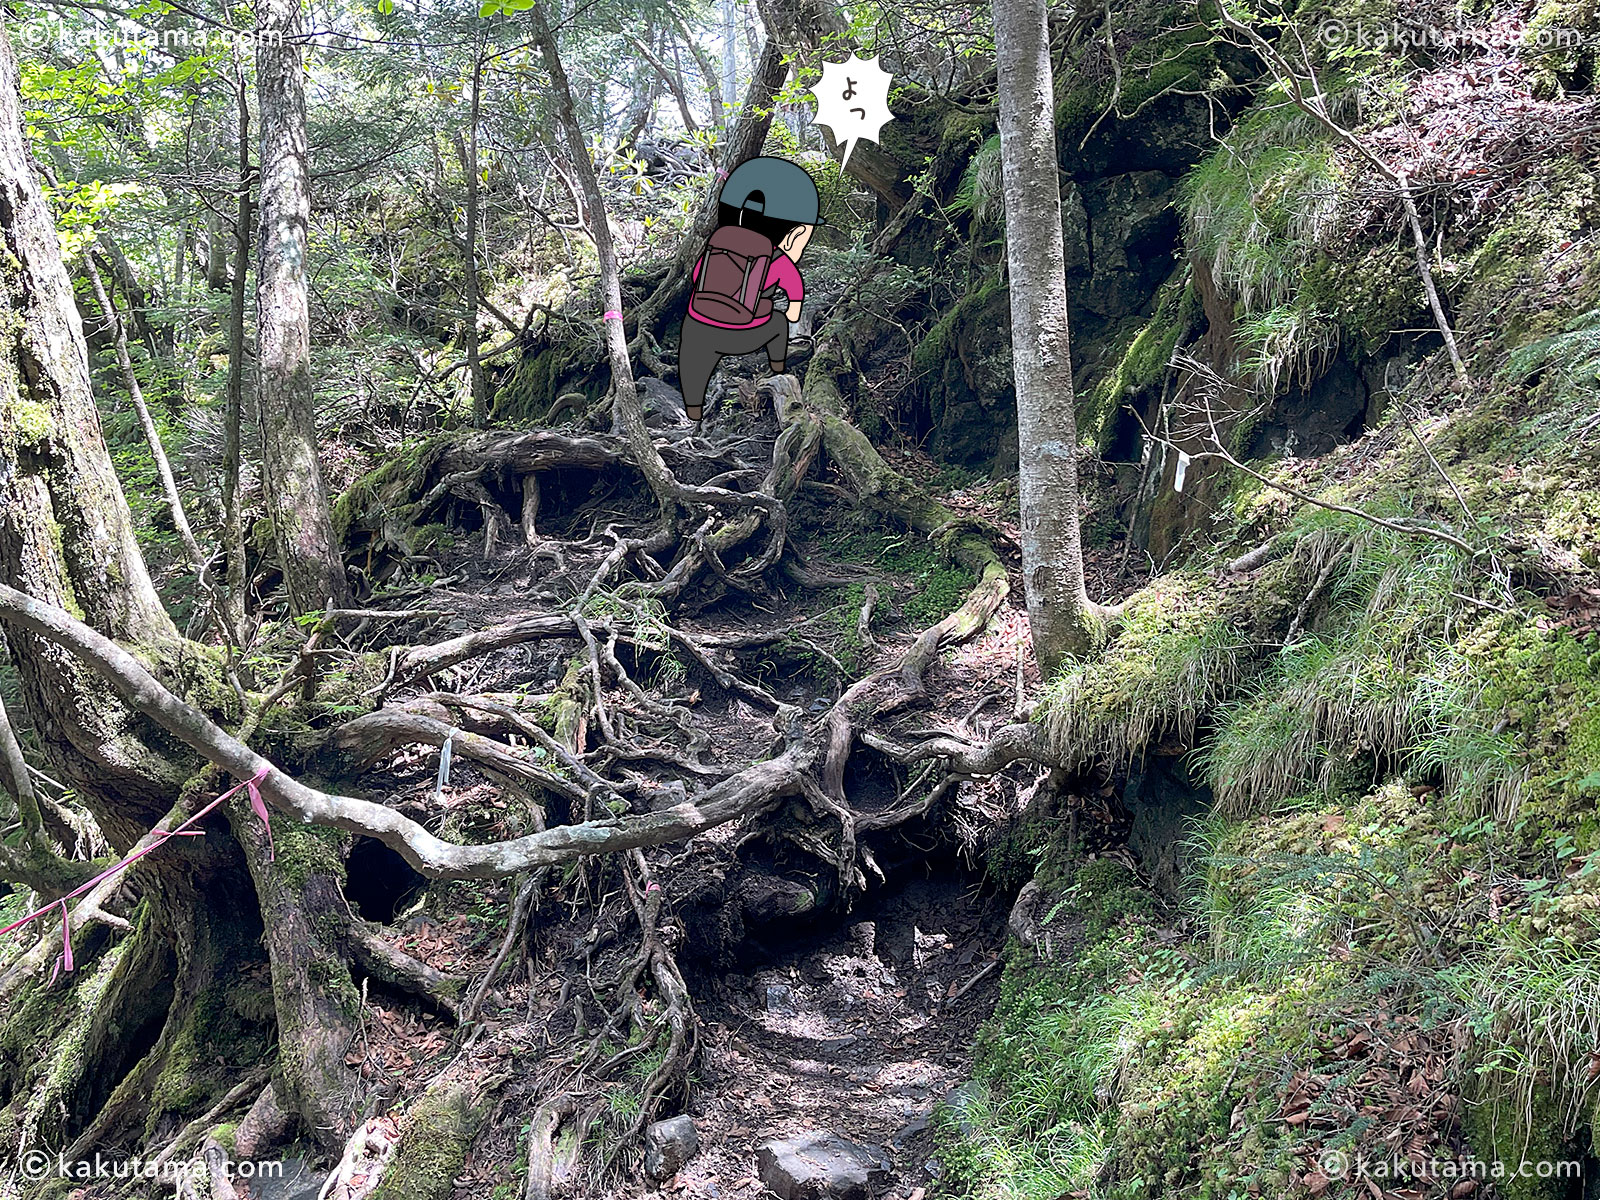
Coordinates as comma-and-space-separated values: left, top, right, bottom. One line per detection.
0, 370, 1075, 1191
345, 919, 465, 1020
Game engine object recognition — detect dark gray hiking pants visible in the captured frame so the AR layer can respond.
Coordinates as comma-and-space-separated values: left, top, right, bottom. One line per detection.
678, 315, 788, 420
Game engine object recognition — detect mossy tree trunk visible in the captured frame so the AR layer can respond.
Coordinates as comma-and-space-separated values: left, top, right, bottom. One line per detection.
0, 23, 188, 821
1, 25, 366, 1162
993, 0, 1099, 674
222, 59, 255, 638
256, 0, 351, 616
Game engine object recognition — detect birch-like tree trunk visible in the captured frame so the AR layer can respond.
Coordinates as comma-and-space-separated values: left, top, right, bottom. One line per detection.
256, 0, 350, 614
454, 39, 488, 428
993, 0, 1098, 673
84, 251, 206, 570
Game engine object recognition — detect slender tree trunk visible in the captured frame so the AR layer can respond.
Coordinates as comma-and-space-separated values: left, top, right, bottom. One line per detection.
532, 2, 676, 511
671, 12, 724, 132
633, 34, 699, 133
256, 0, 351, 614
223, 61, 255, 635
454, 42, 488, 429
205, 209, 230, 291
633, 23, 789, 335
620, 50, 662, 152
993, 0, 1098, 673
721, 0, 738, 114
84, 251, 207, 569
97, 231, 159, 355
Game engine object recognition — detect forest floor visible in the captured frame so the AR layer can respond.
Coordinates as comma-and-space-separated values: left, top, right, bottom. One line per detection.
210, 351, 1146, 1200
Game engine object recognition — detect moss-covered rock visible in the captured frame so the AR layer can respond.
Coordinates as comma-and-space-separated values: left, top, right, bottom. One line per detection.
370, 1083, 488, 1200
910, 275, 1015, 469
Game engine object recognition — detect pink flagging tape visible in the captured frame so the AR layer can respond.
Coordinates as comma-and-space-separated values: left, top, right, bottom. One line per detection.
245, 769, 275, 863
1, 764, 275, 976
603, 310, 622, 321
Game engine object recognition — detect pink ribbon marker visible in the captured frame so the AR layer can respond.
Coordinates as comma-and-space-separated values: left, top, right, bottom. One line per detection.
603, 310, 622, 321
1, 764, 276, 976
244, 768, 275, 862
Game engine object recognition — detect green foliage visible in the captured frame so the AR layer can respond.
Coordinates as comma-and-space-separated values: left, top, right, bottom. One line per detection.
832, 528, 974, 627
1179, 105, 1339, 315
1054, 1, 1225, 141
1458, 158, 1600, 349
953, 844, 1344, 1200
1522, 0, 1600, 97
1233, 302, 1339, 395
948, 134, 1004, 233
1507, 307, 1600, 428
1037, 572, 1262, 771
1197, 517, 1596, 822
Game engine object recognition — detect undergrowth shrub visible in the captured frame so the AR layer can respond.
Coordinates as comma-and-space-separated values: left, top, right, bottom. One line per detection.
1038, 572, 1264, 770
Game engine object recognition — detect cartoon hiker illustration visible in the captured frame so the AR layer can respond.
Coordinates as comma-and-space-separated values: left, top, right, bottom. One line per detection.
679, 156, 818, 422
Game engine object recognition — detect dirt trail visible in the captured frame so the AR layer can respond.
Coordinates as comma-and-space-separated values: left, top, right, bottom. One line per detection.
658, 869, 1007, 1199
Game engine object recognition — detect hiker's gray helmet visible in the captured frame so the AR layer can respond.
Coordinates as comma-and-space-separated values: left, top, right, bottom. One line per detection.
719, 157, 820, 225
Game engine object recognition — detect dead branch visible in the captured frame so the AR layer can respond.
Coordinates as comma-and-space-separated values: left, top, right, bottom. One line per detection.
1159, 355, 1481, 555
344, 918, 466, 1019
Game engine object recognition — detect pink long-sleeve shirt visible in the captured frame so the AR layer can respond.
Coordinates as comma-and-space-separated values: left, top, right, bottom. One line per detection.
689, 252, 804, 330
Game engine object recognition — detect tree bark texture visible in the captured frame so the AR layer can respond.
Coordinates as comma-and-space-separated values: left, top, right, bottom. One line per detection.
256, 0, 351, 615
993, 0, 1096, 673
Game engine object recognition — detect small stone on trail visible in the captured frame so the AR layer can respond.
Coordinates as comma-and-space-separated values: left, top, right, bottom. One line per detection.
645, 1114, 700, 1181
766, 983, 799, 1015
1006, 878, 1043, 947
241, 1155, 321, 1200
755, 1132, 892, 1200
649, 779, 689, 810
848, 922, 876, 957
943, 1080, 986, 1135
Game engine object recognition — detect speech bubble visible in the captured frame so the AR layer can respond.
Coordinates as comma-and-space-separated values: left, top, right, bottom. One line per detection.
810, 54, 894, 169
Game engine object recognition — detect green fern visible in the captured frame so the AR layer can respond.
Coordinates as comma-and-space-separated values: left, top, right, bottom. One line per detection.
948, 134, 1004, 232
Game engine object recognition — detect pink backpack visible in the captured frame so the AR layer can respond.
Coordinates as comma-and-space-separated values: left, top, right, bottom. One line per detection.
689, 225, 775, 324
